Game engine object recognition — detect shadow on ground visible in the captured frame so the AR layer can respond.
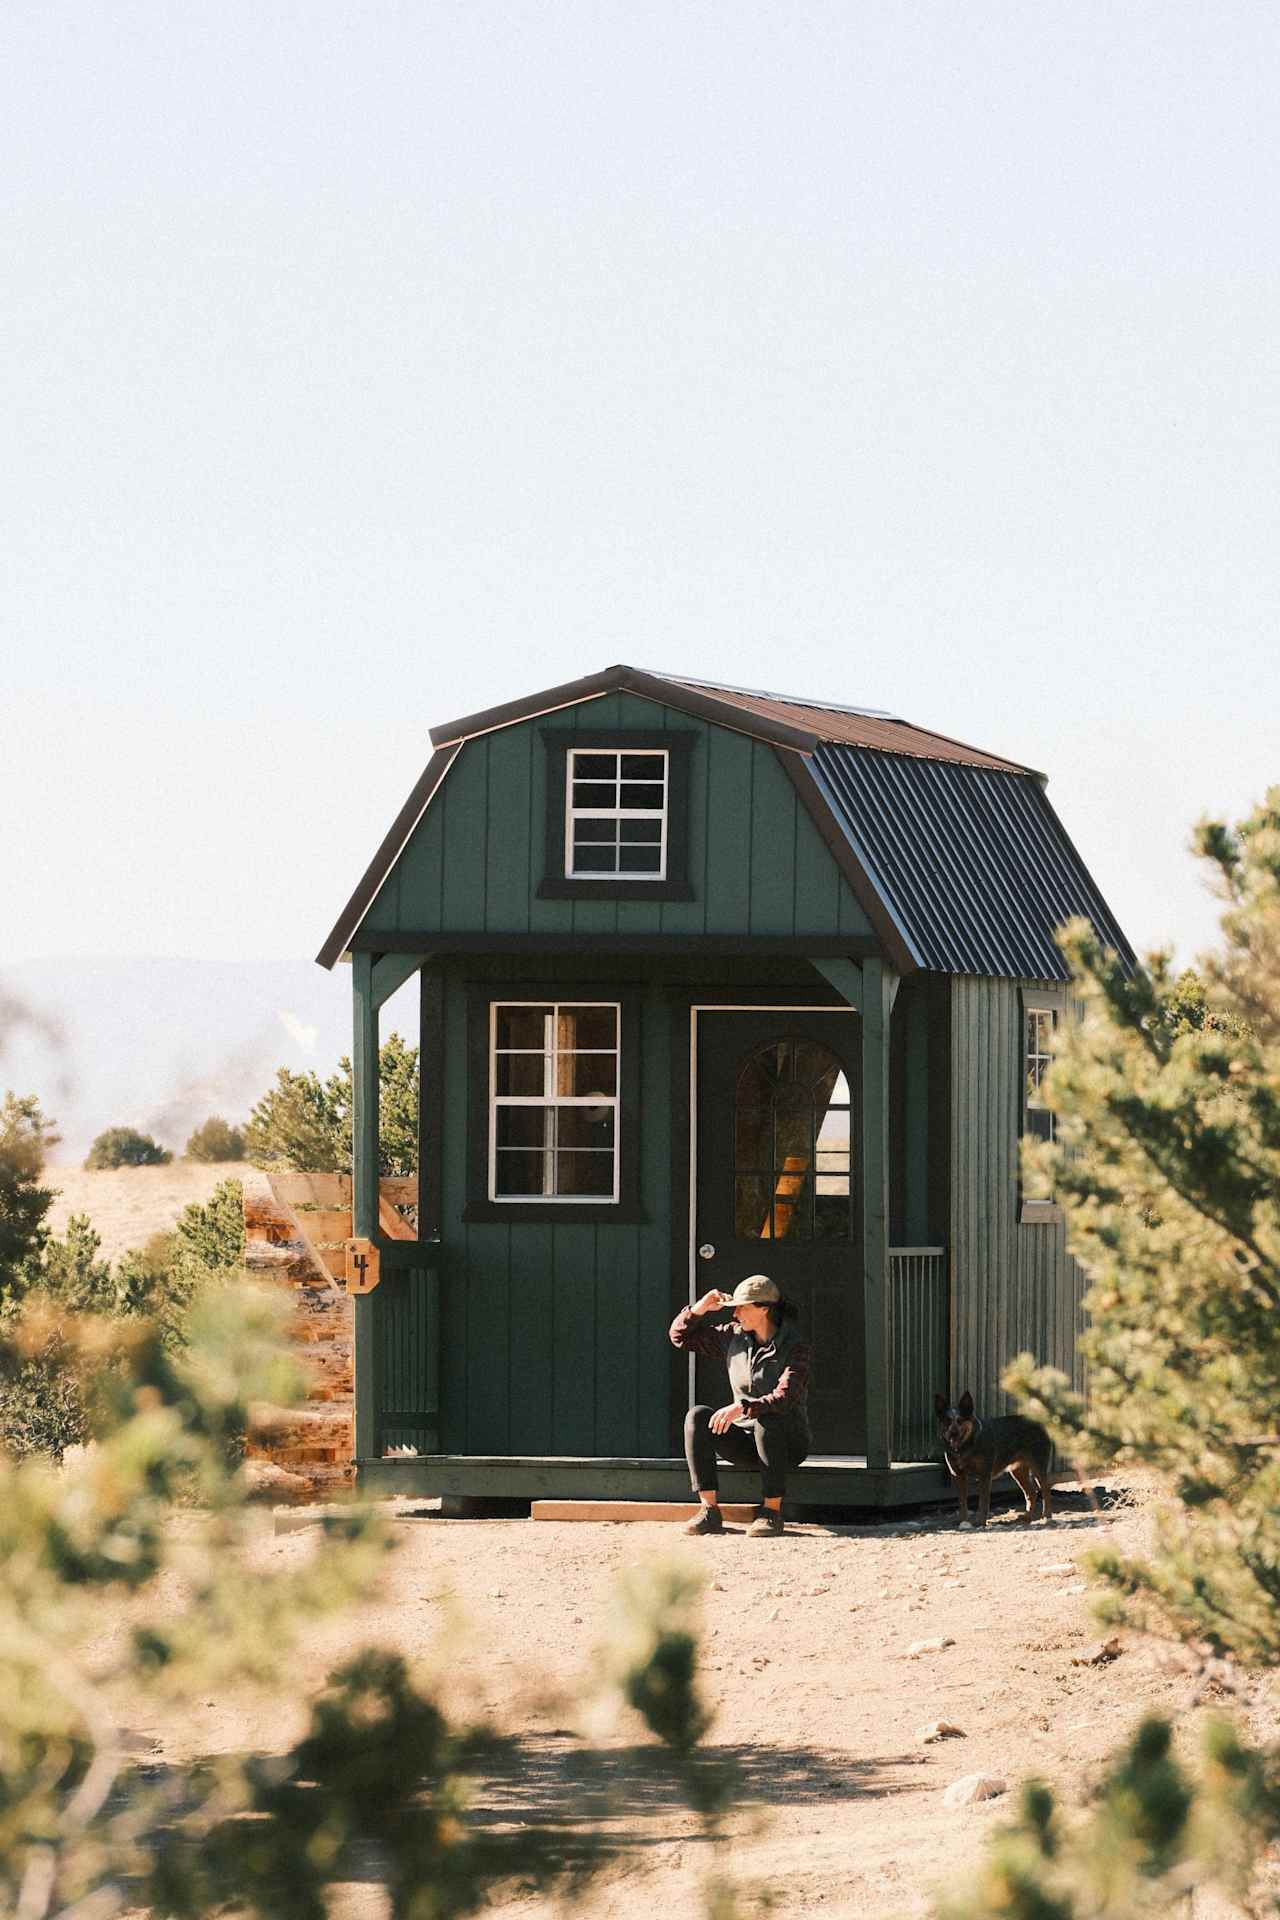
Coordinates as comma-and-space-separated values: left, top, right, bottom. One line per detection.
466, 1731, 922, 1842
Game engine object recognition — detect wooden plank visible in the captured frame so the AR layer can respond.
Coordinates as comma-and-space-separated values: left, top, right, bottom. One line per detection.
748, 741, 796, 934
371, 952, 423, 1010
271, 1172, 350, 1207
377, 1194, 417, 1241
358, 1454, 949, 1507
703, 727, 753, 932
352, 952, 380, 1457
440, 736, 490, 929
593, 1223, 638, 1456
464, 1224, 511, 1452
485, 719, 533, 933
294, 1207, 354, 1247
551, 1224, 598, 1454
861, 957, 895, 1472
811, 957, 863, 1013
533, 1500, 760, 1524
507, 1222, 555, 1455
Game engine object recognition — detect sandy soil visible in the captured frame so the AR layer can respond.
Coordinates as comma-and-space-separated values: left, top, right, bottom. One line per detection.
85, 1478, 1280, 1918
43, 1161, 245, 1265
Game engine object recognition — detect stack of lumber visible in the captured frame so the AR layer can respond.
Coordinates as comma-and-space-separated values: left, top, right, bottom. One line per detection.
241, 1169, 356, 1503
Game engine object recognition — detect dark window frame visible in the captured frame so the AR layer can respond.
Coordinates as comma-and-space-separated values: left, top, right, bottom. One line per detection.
462, 984, 646, 1223
537, 728, 697, 902
1019, 984, 1065, 1225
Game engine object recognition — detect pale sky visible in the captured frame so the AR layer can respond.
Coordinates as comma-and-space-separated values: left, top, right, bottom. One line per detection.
4, 2, 1278, 974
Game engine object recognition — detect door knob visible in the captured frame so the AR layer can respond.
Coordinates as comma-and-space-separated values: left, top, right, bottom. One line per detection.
698, 1243, 716, 1260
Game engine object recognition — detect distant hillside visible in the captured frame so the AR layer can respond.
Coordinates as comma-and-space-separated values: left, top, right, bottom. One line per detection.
0, 955, 417, 1161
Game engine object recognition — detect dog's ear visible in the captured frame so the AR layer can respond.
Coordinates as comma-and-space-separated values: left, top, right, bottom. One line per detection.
933, 1392, 948, 1415
958, 1390, 974, 1417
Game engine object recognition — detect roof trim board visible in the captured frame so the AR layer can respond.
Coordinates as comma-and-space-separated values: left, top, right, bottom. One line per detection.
317, 665, 1130, 977
315, 742, 461, 969
429, 664, 820, 753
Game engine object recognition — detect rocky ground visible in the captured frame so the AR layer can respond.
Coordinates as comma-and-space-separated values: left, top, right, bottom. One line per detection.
87, 1475, 1279, 1918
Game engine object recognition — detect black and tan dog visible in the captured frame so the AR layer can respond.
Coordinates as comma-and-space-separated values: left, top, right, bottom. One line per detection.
934, 1391, 1054, 1527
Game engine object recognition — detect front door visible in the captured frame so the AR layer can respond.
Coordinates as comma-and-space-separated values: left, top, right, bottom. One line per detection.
693, 1009, 864, 1454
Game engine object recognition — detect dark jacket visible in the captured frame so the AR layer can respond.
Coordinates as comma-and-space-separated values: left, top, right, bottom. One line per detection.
669, 1306, 811, 1431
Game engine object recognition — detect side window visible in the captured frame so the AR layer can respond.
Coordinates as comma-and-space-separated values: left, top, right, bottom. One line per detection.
489, 1002, 620, 1202
538, 730, 696, 901
1021, 996, 1061, 1218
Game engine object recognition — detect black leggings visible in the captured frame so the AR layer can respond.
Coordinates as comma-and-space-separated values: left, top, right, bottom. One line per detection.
684, 1403, 809, 1500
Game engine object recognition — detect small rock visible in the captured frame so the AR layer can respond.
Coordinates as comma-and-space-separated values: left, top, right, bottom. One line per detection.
907, 1635, 956, 1658
1072, 1637, 1122, 1667
808, 1584, 831, 1596
918, 1721, 966, 1744
709, 1580, 726, 1593
768, 1606, 783, 1622
1064, 1582, 1089, 1596
1037, 1561, 1075, 1577
944, 1773, 1006, 1808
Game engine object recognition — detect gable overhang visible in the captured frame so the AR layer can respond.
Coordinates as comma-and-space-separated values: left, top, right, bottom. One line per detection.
428, 663, 822, 753
315, 664, 1068, 975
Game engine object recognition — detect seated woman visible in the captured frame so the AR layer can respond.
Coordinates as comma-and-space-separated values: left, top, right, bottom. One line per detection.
669, 1275, 811, 1537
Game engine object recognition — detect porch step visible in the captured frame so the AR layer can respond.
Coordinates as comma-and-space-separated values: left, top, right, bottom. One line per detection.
533, 1499, 762, 1524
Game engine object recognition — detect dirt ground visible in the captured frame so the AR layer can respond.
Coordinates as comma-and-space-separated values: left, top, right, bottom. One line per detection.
43, 1160, 244, 1265
86, 1476, 1280, 1918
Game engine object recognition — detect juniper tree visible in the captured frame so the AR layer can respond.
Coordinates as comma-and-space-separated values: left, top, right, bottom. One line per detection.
943, 790, 1280, 1920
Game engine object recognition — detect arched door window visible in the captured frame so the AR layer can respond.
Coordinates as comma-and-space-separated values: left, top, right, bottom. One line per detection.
733, 1038, 854, 1241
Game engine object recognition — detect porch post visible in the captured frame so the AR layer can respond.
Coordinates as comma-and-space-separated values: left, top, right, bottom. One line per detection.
861, 957, 897, 1472
352, 951, 380, 1462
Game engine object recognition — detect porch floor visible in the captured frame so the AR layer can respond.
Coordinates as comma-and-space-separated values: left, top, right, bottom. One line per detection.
359, 1452, 949, 1509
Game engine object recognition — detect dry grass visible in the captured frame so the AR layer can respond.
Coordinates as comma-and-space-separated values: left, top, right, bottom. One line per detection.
43, 1161, 246, 1265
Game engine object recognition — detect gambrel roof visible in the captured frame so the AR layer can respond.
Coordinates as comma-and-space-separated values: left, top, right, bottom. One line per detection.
317, 664, 1135, 979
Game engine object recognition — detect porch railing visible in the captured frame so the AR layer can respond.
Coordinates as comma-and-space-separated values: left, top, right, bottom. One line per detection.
888, 1246, 948, 1463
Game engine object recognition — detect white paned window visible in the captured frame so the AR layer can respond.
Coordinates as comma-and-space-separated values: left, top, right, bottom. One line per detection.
565, 748, 668, 880
489, 1002, 620, 1201
1023, 1007, 1058, 1199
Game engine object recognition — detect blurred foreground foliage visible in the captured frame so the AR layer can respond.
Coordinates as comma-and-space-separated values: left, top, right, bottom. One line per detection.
0, 1281, 753, 1920
1, 1180, 245, 1460
945, 790, 1280, 1920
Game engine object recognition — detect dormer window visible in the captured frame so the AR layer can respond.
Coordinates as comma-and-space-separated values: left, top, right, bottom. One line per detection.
538, 728, 697, 902
566, 748, 668, 880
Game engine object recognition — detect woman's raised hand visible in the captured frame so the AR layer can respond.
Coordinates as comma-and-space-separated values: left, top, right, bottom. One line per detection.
692, 1289, 733, 1316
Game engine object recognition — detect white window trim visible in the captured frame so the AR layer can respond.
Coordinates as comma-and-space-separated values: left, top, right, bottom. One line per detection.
1021, 996, 1061, 1219
564, 747, 669, 882
488, 1000, 621, 1204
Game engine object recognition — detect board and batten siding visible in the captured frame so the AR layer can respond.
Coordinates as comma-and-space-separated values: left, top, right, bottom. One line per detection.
357, 689, 874, 942
433, 962, 678, 1457
949, 975, 1088, 1419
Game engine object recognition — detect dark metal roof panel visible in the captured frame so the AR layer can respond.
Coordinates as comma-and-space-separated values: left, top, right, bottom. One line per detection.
810, 745, 1137, 980
652, 674, 1036, 773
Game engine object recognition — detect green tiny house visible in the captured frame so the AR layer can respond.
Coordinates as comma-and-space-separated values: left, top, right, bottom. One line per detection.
317, 666, 1135, 1507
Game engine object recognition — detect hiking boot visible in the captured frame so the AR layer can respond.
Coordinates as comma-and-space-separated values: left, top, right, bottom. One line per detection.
747, 1508, 785, 1538
684, 1504, 724, 1536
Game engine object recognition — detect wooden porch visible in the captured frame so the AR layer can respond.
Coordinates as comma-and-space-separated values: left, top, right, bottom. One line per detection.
359, 1452, 948, 1509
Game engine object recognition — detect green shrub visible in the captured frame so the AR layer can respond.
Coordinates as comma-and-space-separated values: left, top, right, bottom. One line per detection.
1, 1183, 247, 1459
184, 1115, 246, 1162
946, 789, 1280, 1920
245, 1034, 419, 1175
84, 1125, 172, 1170
0, 1093, 58, 1288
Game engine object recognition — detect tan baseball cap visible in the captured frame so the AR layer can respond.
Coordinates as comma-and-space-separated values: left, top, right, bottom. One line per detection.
730, 1275, 780, 1307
